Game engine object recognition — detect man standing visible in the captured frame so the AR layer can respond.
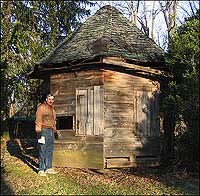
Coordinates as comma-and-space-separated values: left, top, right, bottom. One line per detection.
35, 93, 58, 176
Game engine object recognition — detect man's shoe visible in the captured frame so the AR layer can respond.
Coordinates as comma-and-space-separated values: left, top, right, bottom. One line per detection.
38, 170, 47, 176
45, 168, 58, 174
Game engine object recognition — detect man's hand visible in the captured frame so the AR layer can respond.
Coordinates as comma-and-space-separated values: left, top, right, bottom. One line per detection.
54, 132, 59, 140
37, 132, 41, 139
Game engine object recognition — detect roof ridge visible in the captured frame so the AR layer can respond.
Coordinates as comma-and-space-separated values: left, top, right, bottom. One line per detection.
107, 5, 114, 53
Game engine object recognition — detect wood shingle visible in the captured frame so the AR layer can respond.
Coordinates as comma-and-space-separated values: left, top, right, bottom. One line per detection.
37, 5, 164, 68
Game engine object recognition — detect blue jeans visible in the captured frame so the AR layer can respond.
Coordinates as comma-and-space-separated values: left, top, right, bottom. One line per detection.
38, 128, 54, 171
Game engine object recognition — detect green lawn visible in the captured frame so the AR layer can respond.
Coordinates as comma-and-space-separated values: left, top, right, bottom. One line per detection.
1, 134, 199, 195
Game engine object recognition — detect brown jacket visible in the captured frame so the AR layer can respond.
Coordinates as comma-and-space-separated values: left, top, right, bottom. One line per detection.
35, 102, 56, 133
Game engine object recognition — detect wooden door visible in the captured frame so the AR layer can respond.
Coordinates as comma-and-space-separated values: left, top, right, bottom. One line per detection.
76, 86, 104, 135
135, 90, 159, 136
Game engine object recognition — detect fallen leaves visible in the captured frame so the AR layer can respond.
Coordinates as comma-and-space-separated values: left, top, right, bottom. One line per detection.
1, 137, 199, 195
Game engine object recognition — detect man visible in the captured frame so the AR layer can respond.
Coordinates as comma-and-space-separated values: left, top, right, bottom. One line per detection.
35, 93, 58, 176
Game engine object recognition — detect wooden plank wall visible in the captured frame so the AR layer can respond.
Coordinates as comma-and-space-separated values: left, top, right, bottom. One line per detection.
50, 69, 160, 168
104, 70, 134, 165
103, 70, 160, 166
51, 70, 103, 117
51, 70, 104, 169
53, 136, 104, 169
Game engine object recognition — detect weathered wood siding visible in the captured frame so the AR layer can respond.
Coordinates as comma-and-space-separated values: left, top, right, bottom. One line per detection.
51, 70, 104, 116
53, 132, 104, 169
103, 70, 160, 167
50, 69, 160, 168
50, 70, 104, 169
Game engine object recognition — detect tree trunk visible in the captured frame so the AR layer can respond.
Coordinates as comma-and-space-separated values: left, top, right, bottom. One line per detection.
151, 0, 156, 41
159, 0, 178, 42
127, 0, 140, 25
143, 1, 149, 36
163, 112, 176, 162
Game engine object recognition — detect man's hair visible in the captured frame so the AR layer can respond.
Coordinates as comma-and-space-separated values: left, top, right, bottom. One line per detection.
46, 93, 54, 98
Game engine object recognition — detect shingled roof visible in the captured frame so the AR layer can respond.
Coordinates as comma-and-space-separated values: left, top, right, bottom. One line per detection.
37, 5, 165, 68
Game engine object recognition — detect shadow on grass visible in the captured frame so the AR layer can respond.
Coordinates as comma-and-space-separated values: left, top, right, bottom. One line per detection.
1, 168, 15, 196
6, 139, 39, 174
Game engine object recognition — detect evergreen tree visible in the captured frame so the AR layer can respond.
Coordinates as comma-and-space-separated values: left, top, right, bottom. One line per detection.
1, 1, 94, 131
162, 9, 199, 171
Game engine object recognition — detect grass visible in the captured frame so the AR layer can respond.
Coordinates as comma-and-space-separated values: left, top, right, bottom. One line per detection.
1, 133, 199, 195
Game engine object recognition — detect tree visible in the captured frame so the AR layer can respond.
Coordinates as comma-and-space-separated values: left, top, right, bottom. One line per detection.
159, 0, 178, 40
151, 0, 157, 41
161, 9, 199, 170
1, 0, 94, 132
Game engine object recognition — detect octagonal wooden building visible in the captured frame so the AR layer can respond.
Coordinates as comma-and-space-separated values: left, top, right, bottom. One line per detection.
31, 5, 165, 169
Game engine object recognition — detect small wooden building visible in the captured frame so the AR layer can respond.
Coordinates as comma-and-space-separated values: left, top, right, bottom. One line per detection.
31, 5, 165, 169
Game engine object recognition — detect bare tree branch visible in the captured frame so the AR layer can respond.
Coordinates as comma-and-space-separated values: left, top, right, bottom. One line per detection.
151, 0, 156, 40
159, 0, 178, 41
178, 5, 191, 18
189, 0, 195, 16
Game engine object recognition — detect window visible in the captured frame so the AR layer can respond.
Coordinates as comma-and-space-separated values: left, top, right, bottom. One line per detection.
56, 116, 73, 130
